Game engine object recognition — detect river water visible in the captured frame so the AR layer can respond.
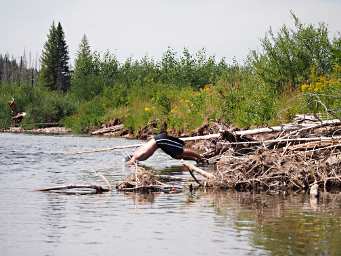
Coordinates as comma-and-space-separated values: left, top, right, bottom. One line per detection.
0, 133, 341, 256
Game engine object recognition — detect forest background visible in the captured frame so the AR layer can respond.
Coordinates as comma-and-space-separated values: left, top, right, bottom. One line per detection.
0, 13, 340, 135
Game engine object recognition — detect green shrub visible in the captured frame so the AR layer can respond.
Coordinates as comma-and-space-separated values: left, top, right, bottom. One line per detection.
0, 83, 76, 128
64, 96, 105, 133
301, 65, 341, 118
249, 12, 333, 90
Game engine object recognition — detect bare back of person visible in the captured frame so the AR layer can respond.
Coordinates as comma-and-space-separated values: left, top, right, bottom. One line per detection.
126, 133, 207, 165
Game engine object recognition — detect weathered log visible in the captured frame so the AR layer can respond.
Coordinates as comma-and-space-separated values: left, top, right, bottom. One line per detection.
219, 136, 341, 146
35, 184, 110, 193
35, 173, 112, 194
182, 162, 215, 179
180, 119, 340, 140
91, 124, 125, 135
234, 119, 341, 136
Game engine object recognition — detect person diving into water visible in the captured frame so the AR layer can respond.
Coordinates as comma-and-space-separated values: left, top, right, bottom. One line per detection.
126, 132, 208, 165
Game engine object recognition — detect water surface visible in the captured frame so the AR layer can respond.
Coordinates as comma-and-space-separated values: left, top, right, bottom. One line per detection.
0, 133, 340, 256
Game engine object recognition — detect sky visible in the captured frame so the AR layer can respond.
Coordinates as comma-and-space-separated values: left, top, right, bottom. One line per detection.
1, 0, 341, 67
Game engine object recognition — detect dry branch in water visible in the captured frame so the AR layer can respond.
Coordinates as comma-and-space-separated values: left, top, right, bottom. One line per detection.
35, 173, 112, 194
116, 165, 182, 193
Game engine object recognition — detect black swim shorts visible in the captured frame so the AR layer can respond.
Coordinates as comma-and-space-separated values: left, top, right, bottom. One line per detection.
154, 133, 184, 158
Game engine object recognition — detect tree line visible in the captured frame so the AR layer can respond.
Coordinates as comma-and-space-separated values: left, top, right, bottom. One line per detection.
0, 53, 38, 86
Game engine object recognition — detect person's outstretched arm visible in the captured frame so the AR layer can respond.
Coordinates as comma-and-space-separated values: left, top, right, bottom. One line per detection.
127, 139, 158, 164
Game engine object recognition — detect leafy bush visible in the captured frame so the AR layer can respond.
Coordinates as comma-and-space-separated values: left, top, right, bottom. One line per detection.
249, 13, 333, 90
0, 84, 76, 129
301, 65, 341, 118
64, 96, 105, 133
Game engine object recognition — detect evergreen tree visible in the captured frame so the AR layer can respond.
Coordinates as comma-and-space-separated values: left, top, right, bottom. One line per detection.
39, 22, 57, 89
71, 34, 102, 100
55, 22, 70, 91
73, 34, 94, 79
40, 22, 70, 92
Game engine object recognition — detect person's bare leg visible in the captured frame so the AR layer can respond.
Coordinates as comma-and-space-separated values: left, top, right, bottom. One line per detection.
179, 149, 203, 162
127, 138, 158, 164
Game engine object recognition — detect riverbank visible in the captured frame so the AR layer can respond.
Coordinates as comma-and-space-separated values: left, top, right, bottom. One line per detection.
2, 126, 72, 135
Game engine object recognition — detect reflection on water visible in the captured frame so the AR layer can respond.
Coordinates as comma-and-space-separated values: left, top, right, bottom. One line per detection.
195, 191, 341, 256
0, 133, 341, 256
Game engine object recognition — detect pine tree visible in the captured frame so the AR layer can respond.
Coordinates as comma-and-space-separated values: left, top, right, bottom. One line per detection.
71, 34, 103, 100
40, 22, 70, 91
55, 22, 70, 91
39, 22, 57, 89
73, 34, 94, 79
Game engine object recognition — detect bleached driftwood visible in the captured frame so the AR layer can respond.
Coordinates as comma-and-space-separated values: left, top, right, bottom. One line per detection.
91, 124, 125, 135
234, 119, 341, 136
220, 136, 341, 146
35, 173, 112, 194
182, 162, 215, 179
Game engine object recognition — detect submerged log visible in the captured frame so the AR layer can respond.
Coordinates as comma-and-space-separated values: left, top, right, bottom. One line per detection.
36, 184, 110, 193
35, 173, 112, 194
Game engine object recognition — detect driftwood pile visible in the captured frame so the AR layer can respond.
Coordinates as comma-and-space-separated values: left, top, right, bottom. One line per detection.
185, 118, 341, 192
116, 165, 183, 193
